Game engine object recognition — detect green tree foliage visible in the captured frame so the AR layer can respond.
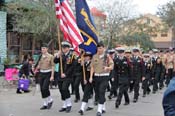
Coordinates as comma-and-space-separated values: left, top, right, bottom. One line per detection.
120, 32, 154, 50
158, 1, 175, 27
5, 0, 58, 41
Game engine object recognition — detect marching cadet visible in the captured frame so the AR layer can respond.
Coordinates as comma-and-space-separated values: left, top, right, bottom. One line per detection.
73, 54, 83, 103
125, 48, 132, 60
78, 52, 94, 115
125, 48, 133, 93
89, 42, 114, 116
108, 49, 118, 100
159, 50, 166, 89
114, 47, 130, 108
54, 41, 76, 113
165, 49, 174, 86
70, 48, 75, 95
37, 43, 54, 110
142, 53, 152, 97
151, 49, 164, 93
130, 47, 145, 103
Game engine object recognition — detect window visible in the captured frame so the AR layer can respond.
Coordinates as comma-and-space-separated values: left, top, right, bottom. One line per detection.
151, 34, 157, 37
161, 33, 168, 37
147, 18, 151, 24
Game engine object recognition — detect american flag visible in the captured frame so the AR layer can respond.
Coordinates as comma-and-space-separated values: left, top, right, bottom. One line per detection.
54, 0, 84, 54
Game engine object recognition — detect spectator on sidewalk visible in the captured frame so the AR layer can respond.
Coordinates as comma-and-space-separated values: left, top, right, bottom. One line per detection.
16, 58, 34, 94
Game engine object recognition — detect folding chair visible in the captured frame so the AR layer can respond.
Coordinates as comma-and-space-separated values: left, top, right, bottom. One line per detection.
2, 68, 19, 89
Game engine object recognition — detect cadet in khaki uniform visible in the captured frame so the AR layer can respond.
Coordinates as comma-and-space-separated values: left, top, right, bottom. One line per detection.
165, 49, 174, 86
89, 42, 114, 116
37, 43, 54, 110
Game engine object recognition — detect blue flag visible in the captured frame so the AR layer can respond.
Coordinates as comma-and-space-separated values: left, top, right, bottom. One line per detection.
75, 0, 99, 55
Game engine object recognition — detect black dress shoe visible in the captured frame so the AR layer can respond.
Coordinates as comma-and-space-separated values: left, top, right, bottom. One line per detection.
115, 102, 119, 108
96, 112, 102, 116
40, 106, 47, 110
59, 108, 66, 112
94, 101, 98, 106
152, 91, 156, 94
16, 89, 22, 94
23, 90, 30, 93
102, 110, 106, 114
78, 110, 84, 115
47, 101, 53, 109
142, 94, 146, 97
86, 107, 93, 111
71, 92, 75, 95
124, 102, 130, 105
66, 106, 72, 113
74, 99, 80, 103
147, 91, 150, 95
108, 95, 112, 100
133, 99, 138, 103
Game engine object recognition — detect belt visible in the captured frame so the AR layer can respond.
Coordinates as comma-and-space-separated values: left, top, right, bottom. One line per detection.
94, 73, 109, 77
40, 69, 51, 73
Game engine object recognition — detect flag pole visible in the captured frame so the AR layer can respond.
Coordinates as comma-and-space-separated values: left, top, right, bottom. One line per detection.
81, 50, 86, 83
56, 21, 63, 74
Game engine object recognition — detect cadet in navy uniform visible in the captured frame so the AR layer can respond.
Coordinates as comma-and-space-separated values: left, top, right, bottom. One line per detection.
54, 41, 76, 113
73, 54, 83, 103
151, 49, 164, 94
114, 47, 130, 108
142, 53, 152, 97
108, 49, 118, 100
78, 52, 94, 115
130, 47, 145, 103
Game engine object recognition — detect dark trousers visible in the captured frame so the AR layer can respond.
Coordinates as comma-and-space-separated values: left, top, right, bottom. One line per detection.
58, 79, 71, 100
116, 83, 129, 104
153, 72, 161, 92
39, 72, 51, 98
129, 81, 134, 92
74, 74, 83, 100
133, 78, 140, 99
166, 69, 173, 86
71, 76, 75, 94
35, 72, 40, 84
94, 76, 109, 104
142, 78, 151, 95
109, 78, 118, 97
82, 82, 93, 103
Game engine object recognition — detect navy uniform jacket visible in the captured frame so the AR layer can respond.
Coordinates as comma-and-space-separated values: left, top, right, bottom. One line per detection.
151, 57, 163, 77
144, 60, 152, 79
73, 56, 83, 76
130, 56, 145, 80
114, 56, 130, 84
54, 51, 76, 81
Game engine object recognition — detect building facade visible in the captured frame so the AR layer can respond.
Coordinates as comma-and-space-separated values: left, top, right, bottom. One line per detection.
137, 14, 174, 49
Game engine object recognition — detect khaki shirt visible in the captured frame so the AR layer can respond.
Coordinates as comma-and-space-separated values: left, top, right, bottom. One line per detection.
91, 54, 114, 74
38, 53, 54, 70
167, 55, 174, 69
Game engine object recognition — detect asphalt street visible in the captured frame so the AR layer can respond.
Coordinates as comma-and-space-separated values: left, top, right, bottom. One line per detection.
0, 76, 164, 116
